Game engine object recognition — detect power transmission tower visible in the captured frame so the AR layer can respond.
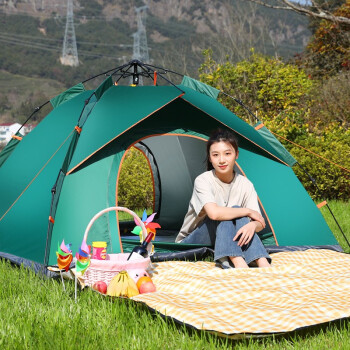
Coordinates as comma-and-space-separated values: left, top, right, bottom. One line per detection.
132, 5, 149, 63
60, 0, 79, 67
131, 5, 149, 85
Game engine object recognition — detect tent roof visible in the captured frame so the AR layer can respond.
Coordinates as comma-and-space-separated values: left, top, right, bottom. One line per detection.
68, 86, 184, 173
67, 83, 291, 174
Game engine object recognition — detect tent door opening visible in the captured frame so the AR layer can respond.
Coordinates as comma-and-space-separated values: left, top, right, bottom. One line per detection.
117, 134, 207, 244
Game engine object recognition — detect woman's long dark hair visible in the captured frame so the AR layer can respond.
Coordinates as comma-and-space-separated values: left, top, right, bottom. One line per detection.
206, 129, 239, 170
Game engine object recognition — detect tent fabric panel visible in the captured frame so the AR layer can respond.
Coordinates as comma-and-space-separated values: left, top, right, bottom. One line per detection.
237, 148, 337, 246
181, 76, 220, 99
94, 76, 113, 101
254, 122, 297, 167
178, 85, 290, 164
141, 135, 207, 229
50, 82, 86, 109
0, 132, 23, 168
0, 141, 72, 264
177, 136, 208, 183
68, 86, 184, 173
108, 149, 124, 251
48, 154, 117, 266
0, 91, 92, 219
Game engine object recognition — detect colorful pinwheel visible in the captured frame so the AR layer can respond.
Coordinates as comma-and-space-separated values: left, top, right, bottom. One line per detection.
131, 210, 161, 243
74, 240, 91, 301
56, 240, 73, 272
75, 239, 91, 275
56, 240, 73, 291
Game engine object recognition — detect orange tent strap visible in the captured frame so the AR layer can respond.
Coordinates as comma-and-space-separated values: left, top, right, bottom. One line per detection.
154, 71, 157, 86
317, 200, 327, 209
75, 126, 82, 134
255, 123, 264, 131
49, 216, 55, 224
12, 135, 23, 141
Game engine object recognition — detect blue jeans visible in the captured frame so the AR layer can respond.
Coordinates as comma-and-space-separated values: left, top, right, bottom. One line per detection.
181, 209, 271, 265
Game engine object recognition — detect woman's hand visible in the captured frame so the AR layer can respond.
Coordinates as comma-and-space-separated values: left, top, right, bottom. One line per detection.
247, 210, 266, 229
233, 222, 259, 247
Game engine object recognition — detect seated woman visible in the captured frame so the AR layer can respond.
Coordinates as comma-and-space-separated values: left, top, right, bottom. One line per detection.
176, 129, 271, 268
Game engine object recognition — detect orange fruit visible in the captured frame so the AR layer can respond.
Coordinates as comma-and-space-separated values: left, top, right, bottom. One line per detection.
136, 276, 153, 290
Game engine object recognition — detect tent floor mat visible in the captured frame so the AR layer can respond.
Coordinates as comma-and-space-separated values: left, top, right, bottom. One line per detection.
131, 249, 350, 336
122, 234, 176, 243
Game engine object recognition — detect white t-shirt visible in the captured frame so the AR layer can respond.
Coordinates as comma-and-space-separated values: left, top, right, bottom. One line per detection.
175, 170, 261, 242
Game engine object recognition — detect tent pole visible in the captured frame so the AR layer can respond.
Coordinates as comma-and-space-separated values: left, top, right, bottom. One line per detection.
142, 63, 184, 78
140, 63, 185, 93
82, 63, 130, 84
16, 100, 50, 135
43, 94, 96, 269
220, 91, 260, 124
137, 63, 155, 84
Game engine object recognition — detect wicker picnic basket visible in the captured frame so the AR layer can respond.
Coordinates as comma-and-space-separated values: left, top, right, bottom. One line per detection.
82, 206, 151, 287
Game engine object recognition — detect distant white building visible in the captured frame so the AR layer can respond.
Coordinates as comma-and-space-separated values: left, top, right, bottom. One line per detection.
0, 123, 34, 145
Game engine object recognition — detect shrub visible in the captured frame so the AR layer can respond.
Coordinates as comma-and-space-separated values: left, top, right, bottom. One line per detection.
267, 121, 350, 200
309, 71, 350, 129
199, 49, 313, 123
118, 147, 153, 211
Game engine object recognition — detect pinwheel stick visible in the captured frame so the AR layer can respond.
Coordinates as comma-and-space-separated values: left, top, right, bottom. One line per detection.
75, 274, 78, 302
60, 270, 66, 292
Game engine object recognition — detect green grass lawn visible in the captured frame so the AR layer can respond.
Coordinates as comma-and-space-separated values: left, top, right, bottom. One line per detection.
320, 200, 350, 253
0, 201, 349, 349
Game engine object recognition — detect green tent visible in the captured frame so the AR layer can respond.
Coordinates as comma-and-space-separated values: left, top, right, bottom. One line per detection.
0, 61, 341, 270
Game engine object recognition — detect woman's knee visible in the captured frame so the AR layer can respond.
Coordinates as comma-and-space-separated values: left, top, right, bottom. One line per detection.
217, 220, 234, 232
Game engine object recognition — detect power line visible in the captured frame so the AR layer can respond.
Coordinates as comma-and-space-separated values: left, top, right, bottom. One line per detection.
0, 31, 132, 48
0, 36, 127, 60
0, 35, 200, 71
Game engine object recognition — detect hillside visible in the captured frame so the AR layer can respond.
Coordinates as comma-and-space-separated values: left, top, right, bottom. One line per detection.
0, 0, 311, 123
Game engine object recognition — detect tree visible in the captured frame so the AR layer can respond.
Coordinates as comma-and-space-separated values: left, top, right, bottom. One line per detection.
303, 1, 350, 76
241, 0, 350, 25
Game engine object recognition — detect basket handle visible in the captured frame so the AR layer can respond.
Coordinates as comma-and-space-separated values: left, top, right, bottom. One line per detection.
83, 206, 148, 244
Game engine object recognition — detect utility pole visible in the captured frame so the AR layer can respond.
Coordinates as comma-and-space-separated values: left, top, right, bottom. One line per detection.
131, 5, 149, 85
60, 0, 79, 67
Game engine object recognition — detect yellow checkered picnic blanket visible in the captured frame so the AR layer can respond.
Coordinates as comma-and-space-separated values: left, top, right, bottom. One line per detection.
132, 249, 350, 335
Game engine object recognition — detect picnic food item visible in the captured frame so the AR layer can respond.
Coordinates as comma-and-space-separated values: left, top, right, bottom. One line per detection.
136, 276, 153, 290
127, 232, 154, 260
92, 241, 107, 260
136, 276, 156, 294
107, 271, 139, 297
92, 281, 108, 294
139, 281, 157, 294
